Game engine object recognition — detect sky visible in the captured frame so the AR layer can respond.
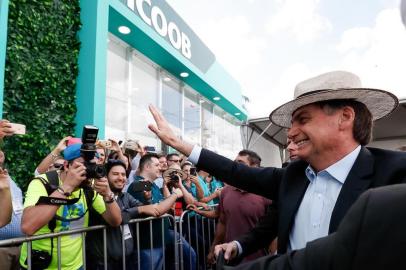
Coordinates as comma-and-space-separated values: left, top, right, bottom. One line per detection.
166, 0, 406, 119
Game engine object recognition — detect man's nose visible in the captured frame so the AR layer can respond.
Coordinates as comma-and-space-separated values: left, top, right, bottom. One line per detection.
287, 124, 298, 139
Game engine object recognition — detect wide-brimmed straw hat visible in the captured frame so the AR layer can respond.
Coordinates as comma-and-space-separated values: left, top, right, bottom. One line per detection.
163, 164, 187, 181
269, 71, 399, 128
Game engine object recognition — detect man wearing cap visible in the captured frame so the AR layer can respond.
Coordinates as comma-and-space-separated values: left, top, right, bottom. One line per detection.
19, 143, 122, 270
147, 70, 406, 260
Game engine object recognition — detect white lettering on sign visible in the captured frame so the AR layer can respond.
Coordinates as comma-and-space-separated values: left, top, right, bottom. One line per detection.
127, 0, 192, 59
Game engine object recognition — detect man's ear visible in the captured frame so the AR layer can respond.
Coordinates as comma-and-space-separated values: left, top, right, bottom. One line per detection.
63, 160, 69, 171
339, 106, 355, 130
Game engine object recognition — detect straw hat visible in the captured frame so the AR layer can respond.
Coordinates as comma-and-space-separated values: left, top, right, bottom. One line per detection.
163, 164, 187, 181
122, 139, 143, 152
269, 71, 398, 128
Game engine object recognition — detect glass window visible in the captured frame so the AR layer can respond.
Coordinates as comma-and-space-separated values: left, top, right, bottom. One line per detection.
162, 78, 182, 135
201, 101, 213, 149
105, 34, 242, 154
106, 38, 128, 134
183, 87, 201, 144
129, 53, 159, 140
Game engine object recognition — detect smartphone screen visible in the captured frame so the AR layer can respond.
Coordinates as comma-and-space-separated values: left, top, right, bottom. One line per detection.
144, 146, 156, 153
190, 167, 197, 176
9, 123, 26, 135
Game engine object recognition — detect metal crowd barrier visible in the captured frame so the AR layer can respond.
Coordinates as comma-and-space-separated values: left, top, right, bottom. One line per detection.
178, 205, 219, 270
0, 214, 178, 270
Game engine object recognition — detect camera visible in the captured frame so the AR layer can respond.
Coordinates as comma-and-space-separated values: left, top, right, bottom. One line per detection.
27, 249, 52, 270
81, 125, 106, 180
131, 180, 153, 192
169, 171, 180, 182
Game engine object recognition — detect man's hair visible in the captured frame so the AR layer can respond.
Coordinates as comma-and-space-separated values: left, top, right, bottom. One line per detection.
238, 149, 262, 166
315, 99, 373, 145
166, 153, 180, 160
157, 152, 167, 159
139, 153, 159, 172
106, 159, 126, 175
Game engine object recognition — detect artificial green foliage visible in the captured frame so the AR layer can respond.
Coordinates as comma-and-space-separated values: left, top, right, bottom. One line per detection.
3, 0, 81, 188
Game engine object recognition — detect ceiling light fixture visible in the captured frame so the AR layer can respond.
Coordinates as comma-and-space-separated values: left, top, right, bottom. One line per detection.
118, 26, 131, 34
213, 97, 221, 101
180, 72, 189, 78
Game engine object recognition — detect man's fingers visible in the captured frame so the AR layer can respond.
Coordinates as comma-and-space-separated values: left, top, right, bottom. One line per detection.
148, 104, 163, 123
148, 124, 159, 135
224, 243, 236, 260
214, 244, 222, 257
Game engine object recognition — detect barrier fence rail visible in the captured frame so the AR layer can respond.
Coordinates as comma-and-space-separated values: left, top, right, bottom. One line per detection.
178, 204, 218, 270
0, 209, 218, 270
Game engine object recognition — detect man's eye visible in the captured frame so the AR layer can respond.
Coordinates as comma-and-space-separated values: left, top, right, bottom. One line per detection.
299, 117, 309, 123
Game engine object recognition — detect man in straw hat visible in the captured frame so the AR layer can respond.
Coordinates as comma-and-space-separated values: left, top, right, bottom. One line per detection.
147, 71, 406, 258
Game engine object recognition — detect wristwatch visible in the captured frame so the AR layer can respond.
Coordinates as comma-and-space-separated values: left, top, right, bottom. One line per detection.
104, 192, 115, 204
56, 186, 72, 197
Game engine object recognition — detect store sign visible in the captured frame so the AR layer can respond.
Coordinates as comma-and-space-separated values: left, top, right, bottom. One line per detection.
124, 0, 215, 73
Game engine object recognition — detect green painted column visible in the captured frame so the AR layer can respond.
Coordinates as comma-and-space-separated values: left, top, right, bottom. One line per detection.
76, 0, 109, 137
0, 0, 10, 117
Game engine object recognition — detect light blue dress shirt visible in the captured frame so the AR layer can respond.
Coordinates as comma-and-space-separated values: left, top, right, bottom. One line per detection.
188, 144, 362, 254
288, 145, 361, 250
0, 177, 24, 240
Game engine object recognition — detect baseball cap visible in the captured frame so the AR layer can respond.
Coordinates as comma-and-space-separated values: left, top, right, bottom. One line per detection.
63, 143, 82, 161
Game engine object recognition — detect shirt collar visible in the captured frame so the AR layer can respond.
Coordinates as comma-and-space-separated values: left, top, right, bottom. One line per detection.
306, 145, 361, 184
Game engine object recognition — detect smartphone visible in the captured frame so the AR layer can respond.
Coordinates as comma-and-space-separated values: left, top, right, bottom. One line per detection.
144, 146, 156, 153
190, 167, 197, 176
131, 181, 153, 192
9, 123, 26, 135
98, 140, 112, 149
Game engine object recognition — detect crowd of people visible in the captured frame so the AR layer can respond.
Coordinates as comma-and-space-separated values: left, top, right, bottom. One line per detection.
1, 70, 406, 270
0, 125, 230, 270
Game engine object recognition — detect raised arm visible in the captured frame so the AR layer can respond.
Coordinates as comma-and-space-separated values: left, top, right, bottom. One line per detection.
147, 105, 282, 200
36, 136, 71, 174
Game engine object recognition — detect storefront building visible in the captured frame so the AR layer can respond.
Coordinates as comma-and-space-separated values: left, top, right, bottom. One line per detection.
0, 0, 247, 158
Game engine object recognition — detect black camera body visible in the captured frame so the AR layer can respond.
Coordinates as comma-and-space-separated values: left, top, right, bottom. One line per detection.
169, 171, 179, 182
131, 180, 153, 192
81, 125, 106, 180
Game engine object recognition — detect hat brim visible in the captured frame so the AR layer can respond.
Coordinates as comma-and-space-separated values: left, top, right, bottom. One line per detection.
163, 168, 187, 181
269, 88, 398, 128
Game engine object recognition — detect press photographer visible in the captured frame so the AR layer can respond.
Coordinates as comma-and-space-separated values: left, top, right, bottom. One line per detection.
19, 125, 121, 270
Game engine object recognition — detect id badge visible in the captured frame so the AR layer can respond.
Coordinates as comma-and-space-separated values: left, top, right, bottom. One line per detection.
122, 224, 132, 240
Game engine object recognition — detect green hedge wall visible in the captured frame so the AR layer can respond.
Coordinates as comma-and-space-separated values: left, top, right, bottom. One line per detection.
3, 0, 80, 188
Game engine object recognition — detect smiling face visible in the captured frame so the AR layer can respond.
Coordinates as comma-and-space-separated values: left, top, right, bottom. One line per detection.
145, 157, 161, 180
287, 103, 345, 169
108, 165, 127, 192
286, 139, 299, 161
